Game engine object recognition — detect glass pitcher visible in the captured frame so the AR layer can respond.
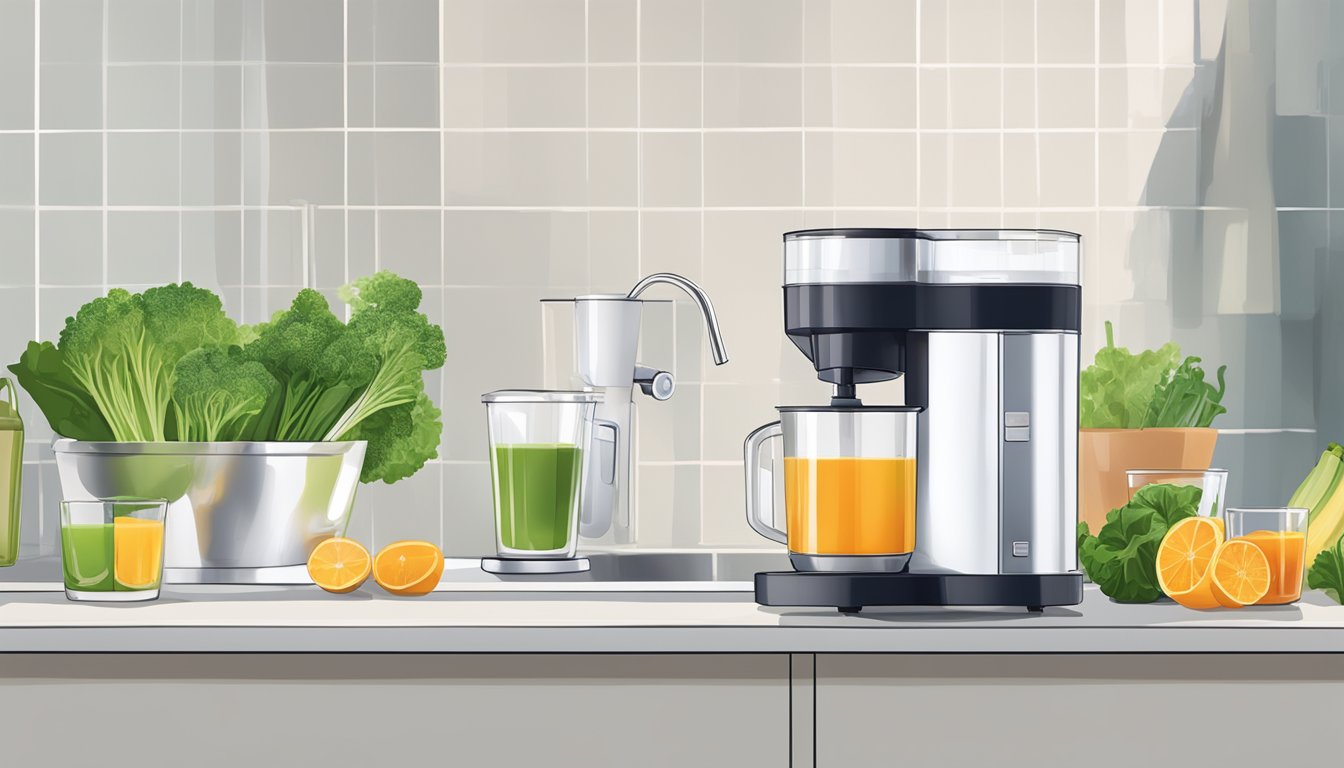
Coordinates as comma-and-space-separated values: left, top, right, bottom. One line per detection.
744, 405, 920, 572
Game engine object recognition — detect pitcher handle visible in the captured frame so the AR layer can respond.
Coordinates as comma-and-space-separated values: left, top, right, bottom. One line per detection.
743, 421, 787, 544
592, 419, 619, 486
0, 378, 14, 407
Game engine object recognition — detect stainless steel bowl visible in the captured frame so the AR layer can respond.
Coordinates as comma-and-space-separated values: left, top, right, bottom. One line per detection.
53, 439, 366, 583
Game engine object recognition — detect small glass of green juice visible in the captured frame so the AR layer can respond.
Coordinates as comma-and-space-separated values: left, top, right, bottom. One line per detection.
482, 391, 599, 560
60, 499, 168, 602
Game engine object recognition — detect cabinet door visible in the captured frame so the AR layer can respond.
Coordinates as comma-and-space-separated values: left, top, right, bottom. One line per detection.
0, 653, 790, 767
816, 654, 1344, 767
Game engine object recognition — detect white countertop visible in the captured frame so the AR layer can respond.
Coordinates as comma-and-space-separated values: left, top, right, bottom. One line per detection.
3, 572, 1344, 653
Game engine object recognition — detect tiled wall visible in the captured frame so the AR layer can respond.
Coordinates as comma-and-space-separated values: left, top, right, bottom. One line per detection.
0, 0, 1339, 557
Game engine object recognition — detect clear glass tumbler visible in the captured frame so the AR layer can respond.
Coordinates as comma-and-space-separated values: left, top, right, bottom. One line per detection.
744, 405, 921, 572
60, 499, 167, 602
1225, 507, 1309, 605
482, 390, 599, 559
1126, 468, 1229, 518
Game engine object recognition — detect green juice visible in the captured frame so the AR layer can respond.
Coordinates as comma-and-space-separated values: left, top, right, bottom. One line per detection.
61, 523, 115, 592
492, 443, 583, 552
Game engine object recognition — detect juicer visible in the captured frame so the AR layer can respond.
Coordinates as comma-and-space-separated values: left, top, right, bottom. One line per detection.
752, 228, 1085, 612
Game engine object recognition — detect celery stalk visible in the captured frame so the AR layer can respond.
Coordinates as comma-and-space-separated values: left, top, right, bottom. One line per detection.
1288, 444, 1343, 518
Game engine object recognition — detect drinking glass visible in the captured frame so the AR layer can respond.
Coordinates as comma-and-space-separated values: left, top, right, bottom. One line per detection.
1126, 468, 1228, 518
482, 390, 599, 560
60, 499, 168, 602
1225, 507, 1308, 605
744, 405, 921, 572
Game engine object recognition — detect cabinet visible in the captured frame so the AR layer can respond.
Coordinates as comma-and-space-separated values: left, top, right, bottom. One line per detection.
0, 654, 790, 767
814, 654, 1344, 767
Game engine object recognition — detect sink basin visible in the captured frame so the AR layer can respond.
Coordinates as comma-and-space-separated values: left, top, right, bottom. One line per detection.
437, 550, 791, 591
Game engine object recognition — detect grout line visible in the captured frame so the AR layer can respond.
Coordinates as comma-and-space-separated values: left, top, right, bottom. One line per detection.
0, 125, 1203, 135
423, 60, 1196, 70
32, 0, 42, 553
2, 203, 1276, 213
588, 0, 595, 287
177, 2, 183, 281
101, 3, 108, 288
438, 0, 446, 549
915, 0, 921, 225
1033, 0, 1040, 225
237, 27, 245, 319
999, 2, 1005, 226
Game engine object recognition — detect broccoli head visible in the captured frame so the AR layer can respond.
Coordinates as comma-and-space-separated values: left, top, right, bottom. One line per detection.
57, 283, 237, 441
241, 289, 363, 441
171, 346, 277, 442
345, 385, 442, 484
321, 272, 446, 441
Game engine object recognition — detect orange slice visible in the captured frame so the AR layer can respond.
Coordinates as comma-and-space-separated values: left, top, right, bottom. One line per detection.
1210, 539, 1271, 608
307, 537, 372, 594
1156, 516, 1224, 609
372, 540, 444, 596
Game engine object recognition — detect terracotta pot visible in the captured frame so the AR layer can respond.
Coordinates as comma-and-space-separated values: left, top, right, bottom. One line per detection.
1078, 428, 1219, 533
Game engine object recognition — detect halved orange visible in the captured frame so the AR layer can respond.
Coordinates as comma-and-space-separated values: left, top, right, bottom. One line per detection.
307, 537, 372, 594
1210, 539, 1271, 608
1156, 516, 1224, 609
372, 540, 444, 596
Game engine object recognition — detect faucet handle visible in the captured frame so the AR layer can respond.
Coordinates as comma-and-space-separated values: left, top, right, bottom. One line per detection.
634, 365, 675, 401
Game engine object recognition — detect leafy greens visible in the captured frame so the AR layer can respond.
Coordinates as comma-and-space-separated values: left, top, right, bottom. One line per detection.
1078, 483, 1203, 602
1080, 321, 1228, 429
7, 272, 446, 485
1307, 534, 1344, 605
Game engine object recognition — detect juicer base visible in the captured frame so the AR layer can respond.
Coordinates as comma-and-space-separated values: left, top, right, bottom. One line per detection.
481, 557, 592, 574
754, 571, 1083, 612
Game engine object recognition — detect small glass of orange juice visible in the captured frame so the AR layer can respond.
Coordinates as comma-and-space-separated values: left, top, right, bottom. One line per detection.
1225, 507, 1308, 605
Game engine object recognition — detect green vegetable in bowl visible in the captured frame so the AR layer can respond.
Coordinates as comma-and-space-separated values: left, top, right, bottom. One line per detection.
242, 288, 356, 442
1307, 534, 1344, 604
1078, 483, 1203, 602
346, 389, 443, 484
319, 272, 448, 443
58, 284, 238, 442
6, 271, 446, 487
1080, 321, 1228, 429
170, 346, 277, 442
8, 341, 113, 441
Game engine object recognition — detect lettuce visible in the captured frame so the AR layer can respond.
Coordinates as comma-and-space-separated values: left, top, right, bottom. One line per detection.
1307, 534, 1344, 604
1078, 483, 1203, 602
1080, 321, 1228, 429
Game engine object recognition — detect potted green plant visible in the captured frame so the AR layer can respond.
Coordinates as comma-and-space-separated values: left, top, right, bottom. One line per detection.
1079, 322, 1228, 533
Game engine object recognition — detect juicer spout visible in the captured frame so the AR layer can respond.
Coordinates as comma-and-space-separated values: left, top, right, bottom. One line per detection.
626, 273, 729, 366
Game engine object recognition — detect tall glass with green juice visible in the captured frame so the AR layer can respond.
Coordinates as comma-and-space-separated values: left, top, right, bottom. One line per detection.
60, 499, 167, 602
0, 378, 22, 567
482, 390, 598, 559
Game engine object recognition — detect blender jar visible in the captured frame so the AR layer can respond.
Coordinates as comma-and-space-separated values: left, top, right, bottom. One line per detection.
744, 405, 921, 572
482, 390, 600, 560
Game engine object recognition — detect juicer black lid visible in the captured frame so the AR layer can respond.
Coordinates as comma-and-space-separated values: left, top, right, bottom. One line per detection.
776, 405, 924, 413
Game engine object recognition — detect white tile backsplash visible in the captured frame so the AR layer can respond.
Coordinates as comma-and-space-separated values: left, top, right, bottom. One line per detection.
3, 0, 1339, 553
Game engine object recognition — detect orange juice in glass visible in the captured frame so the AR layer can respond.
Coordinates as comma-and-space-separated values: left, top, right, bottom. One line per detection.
744, 405, 921, 572
1225, 507, 1308, 605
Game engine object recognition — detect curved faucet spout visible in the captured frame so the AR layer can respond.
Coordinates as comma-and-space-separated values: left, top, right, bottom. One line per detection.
627, 273, 729, 365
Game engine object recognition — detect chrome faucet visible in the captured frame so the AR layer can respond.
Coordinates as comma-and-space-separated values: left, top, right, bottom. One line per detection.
564, 273, 728, 545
